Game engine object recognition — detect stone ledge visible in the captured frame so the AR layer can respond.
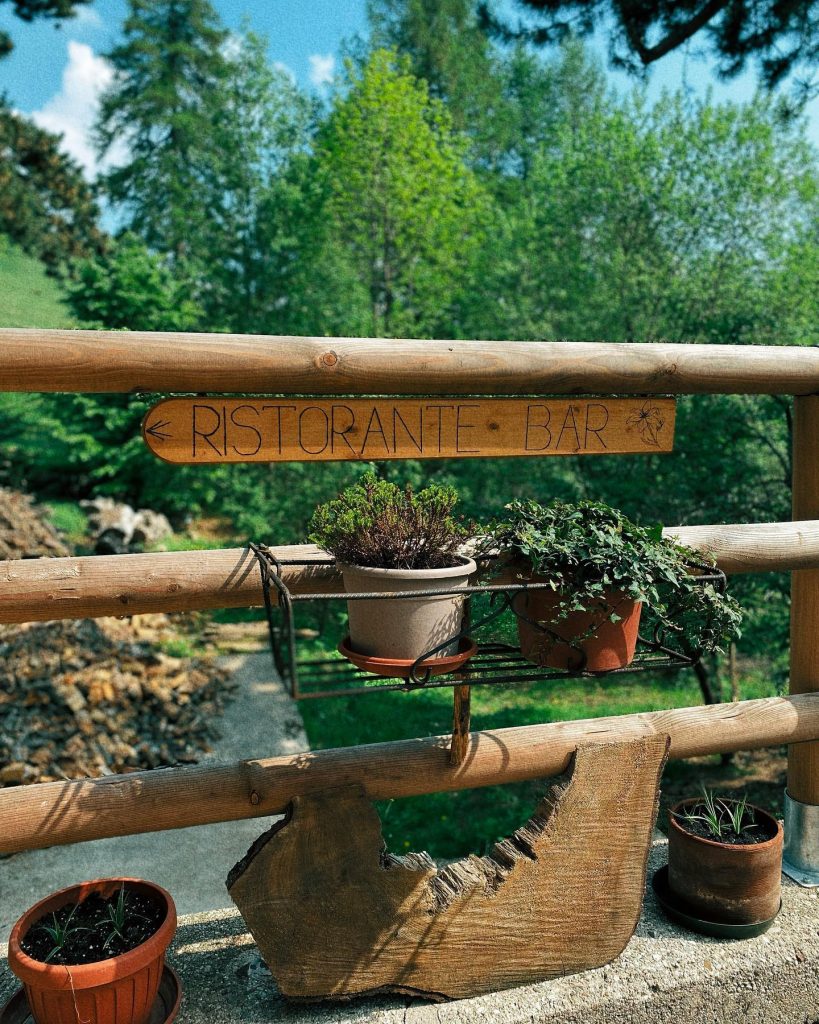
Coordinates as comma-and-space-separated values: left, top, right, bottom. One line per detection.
2, 838, 818, 1023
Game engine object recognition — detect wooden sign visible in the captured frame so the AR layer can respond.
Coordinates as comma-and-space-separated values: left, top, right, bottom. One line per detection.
143, 396, 675, 464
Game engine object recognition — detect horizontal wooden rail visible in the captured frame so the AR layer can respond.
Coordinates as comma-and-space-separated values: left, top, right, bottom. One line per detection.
2, 521, 817, 625
2, 330, 819, 395
1, 693, 817, 854
0, 544, 334, 624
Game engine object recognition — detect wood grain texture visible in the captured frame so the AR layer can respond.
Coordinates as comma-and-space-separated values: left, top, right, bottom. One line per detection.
1, 694, 818, 855
0, 544, 336, 623
449, 684, 471, 766
4, 521, 819, 625
226, 737, 668, 1001
2, 329, 819, 394
142, 396, 675, 463
789, 397, 819, 803
664, 520, 819, 573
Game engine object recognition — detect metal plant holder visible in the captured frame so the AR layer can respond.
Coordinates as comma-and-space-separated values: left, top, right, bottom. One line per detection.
250, 544, 728, 701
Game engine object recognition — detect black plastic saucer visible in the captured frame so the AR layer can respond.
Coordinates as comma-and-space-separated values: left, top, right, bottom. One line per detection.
0, 964, 181, 1024
652, 866, 781, 940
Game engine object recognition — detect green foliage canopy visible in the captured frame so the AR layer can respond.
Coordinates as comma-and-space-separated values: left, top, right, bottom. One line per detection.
0, 101, 104, 275
309, 49, 491, 337
481, 0, 819, 99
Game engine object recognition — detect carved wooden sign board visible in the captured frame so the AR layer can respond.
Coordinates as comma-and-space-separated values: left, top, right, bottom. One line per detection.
143, 396, 675, 463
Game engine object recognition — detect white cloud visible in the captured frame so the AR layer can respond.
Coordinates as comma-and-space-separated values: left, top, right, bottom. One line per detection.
221, 31, 242, 61
71, 7, 104, 30
30, 40, 116, 178
274, 60, 297, 83
308, 53, 335, 88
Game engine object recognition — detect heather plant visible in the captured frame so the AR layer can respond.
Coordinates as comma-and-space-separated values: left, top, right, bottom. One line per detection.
309, 472, 471, 570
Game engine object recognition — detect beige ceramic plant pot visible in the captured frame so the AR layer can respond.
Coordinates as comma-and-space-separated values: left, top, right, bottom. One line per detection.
340, 556, 477, 661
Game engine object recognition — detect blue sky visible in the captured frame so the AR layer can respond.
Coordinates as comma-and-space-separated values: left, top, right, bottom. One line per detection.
1, 0, 817, 177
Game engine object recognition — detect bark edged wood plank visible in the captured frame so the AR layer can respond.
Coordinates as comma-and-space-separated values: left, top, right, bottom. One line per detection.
227, 735, 669, 1001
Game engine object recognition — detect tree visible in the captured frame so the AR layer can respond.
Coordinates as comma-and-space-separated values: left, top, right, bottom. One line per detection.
368, 0, 510, 163
481, 0, 819, 98
308, 49, 490, 338
0, 100, 104, 274
454, 40, 610, 341
12, 234, 207, 512
95, 0, 228, 260
195, 30, 316, 333
95, 7, 317, 333
0, 0, 91, 59
67, 233, 201, 330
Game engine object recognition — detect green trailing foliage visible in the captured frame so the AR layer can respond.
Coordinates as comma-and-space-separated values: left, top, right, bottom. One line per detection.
482, 499, 743, 657
309, 471, 472, 570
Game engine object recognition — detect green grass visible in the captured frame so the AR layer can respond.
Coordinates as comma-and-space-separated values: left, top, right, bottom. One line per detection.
298, 650, 777, 860
159, 635, 200, 659
43, 501, 89, 549
0, 239, 77, 329
148, 534, 224, 552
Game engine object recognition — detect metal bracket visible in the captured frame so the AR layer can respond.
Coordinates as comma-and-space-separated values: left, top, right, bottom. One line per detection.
782, 790, 819, 887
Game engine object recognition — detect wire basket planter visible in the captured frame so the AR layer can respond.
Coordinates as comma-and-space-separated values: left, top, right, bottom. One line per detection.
249, 543, 729, 702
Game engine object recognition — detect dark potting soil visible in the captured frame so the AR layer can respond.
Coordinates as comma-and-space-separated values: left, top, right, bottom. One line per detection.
674, 806, 778, 846
20, 889, 165, 965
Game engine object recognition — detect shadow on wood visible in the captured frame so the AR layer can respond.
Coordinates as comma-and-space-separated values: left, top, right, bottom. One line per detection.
227, 736, 669, 1002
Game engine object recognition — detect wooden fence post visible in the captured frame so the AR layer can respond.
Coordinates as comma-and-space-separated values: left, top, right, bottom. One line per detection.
786, 396, 819, 884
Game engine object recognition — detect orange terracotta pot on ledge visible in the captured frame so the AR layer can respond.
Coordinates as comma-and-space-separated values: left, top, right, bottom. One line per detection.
667, 800, 783, 925
7, 878, 177, 1024
512, 584, 642, 672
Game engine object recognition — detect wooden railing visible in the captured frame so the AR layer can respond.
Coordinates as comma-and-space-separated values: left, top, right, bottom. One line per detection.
3, 523, 819, 624
2, 329, 819, 394
1, 328, 818, 855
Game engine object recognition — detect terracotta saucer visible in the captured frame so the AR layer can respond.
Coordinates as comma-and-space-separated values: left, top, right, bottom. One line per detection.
0, 965, 181, 1024
652, 866, 780, 940
338, 636, 477, 679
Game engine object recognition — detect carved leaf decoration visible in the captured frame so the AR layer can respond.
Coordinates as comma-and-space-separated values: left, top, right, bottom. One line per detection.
627, 401, 665, 448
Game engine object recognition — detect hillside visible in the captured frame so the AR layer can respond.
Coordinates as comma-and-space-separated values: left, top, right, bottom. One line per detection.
0, 238, 77, 329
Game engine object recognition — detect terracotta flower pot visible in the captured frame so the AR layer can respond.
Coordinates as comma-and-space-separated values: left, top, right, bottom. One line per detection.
7, 878, 177, 1024
339, 556, 477, 661
512, 583, 642, 671
668, 800, 783, 925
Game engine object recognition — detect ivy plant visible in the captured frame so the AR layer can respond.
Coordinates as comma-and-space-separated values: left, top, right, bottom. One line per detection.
482, 499, 742, 656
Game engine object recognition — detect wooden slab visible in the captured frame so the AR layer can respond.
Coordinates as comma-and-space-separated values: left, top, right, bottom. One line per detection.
227, 736, 669, 1001
143, 397, 675, 463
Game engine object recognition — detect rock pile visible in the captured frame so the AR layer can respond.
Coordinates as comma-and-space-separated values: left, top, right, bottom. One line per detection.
80, 497, 173, 554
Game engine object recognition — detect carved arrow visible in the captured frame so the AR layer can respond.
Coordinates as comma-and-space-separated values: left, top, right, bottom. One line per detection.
145, 419, 172, 442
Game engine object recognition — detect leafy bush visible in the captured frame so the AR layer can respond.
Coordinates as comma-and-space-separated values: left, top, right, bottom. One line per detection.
309, 471, 471, 570
482, 499, 742, 656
